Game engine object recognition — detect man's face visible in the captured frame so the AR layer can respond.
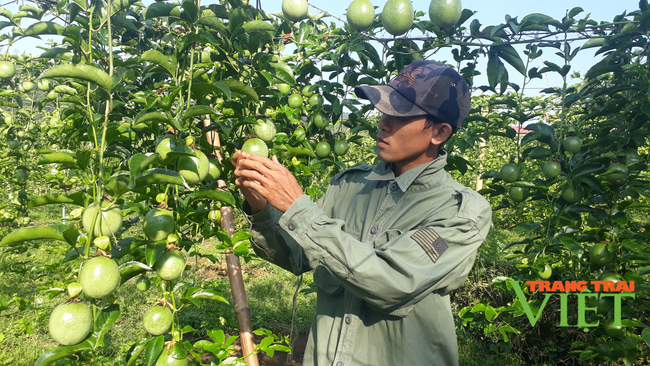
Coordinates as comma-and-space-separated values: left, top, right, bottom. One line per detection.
376, 114, 437, 174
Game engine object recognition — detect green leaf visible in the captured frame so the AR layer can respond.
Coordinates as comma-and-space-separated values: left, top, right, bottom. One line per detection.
559, 236, 582, 256
28, 192, 86, 208
34, 340, 92, 366
525, 122, 555, 137
90, 304, 120, 349
23, 21, 63, 37
126, 337, 149, 366
145, 242, 167, 267
134, 168, 188, 188
111, 15, 138, 32
582, 37, 605, 49
38, 152, 77, 165
119, 261, 152, 284
144, 335, 164, 366
141, 50, 177, 77
286, 147, 316, 158
0, 226, 66, 246
191, 289, 229, 304
144, 2, 175, 19
129, 153, 148, 177
191, 82, 231, 100
197, 16, 226, 32
187, 190, 236, 207
242, 20, 274, 32
180, 0, 198, 23
571, 162, 605, 178
42, 64, 114, 92
495, 44, 526, 76
181, 105, 220, 121
642, 328, 650, 347
221, 80, 258, 101
135, 111, 171, 126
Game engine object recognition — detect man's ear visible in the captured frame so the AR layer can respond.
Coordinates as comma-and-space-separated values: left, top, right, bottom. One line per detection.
430, 123, 453, 145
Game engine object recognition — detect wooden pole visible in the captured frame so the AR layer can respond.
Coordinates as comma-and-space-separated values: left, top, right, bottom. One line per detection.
204, 116, 259, 366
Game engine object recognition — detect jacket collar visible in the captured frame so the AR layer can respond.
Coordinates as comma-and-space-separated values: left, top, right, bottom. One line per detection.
366, 150, 448, 191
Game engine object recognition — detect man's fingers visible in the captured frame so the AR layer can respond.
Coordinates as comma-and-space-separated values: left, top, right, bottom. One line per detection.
236, 167, 269, 184
272, 155, 279, 164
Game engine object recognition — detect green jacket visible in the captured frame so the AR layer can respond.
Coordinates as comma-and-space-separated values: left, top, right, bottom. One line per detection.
245, 151, 492, 366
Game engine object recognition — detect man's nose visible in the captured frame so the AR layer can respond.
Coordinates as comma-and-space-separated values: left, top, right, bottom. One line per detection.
377, 115, 390, 131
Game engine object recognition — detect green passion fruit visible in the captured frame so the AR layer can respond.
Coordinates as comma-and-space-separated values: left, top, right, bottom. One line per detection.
15, 169, 28, 182
79, 256, 121, 299
500, 163, 520, 183
206, 158, 222, 181
315, 142, 332, 158
308, 94, 324, 108
156, 348, 189, 366
49, 302, 93, 345
563, 136, 583, 154
8, 140, 19, 150
381, 0, 414, 36
301, 85, 314, 97
589, 244, 614, 267
143, 208, 176, 242
143, 306, 173, 336
0, 61, 15, 79
288, 94, 303, 108
509, 186, 528, 202
155, 250, 186, 281
277, 83, 291, 95
254, 118, 277, 142
37, 79, 52, 91
136, 276, 151, 292
588, 295, 614, 314
155, 136, 177, 162
536, 264, 552, 280
561, 186, 584, 203
22, 81, 34, 92
282, 0, 308, 22
82, 201, 123, 237
428, 0, 462, 29
347, 0, 375, 31
334, 140, 350, 156
242, 138, 269, 158
292, 128, 306, 142
542, 161, 561, 179
313, 112, 330, 129
177, 149, 210, 185
603, 163, 628, 185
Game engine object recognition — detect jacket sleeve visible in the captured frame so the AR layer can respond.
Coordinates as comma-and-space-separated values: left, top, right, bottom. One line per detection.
275, 191, 492, 314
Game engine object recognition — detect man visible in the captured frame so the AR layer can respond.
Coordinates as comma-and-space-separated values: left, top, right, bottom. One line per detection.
233, 60, 492, 366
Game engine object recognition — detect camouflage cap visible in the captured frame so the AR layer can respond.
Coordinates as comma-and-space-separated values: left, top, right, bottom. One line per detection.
354, 60, 471, 129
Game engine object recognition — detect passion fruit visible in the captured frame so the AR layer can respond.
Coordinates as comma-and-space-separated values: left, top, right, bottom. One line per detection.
155, 250, 186, 281
347, 0, 375, 31
79, 256, 121, 299
82, 201, 123, 237
143, 208, 176, 242
143, 306, 173, 336
49, 302, 93, 345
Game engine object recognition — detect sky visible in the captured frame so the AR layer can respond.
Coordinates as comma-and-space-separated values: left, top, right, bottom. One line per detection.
3, 0, 643, 92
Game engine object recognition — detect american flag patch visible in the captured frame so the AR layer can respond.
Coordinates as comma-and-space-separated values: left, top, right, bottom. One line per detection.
411, 228, 448, 263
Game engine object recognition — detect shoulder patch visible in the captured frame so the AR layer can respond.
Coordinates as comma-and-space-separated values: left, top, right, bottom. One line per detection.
332, 164, 373, 183
411, 227, 448, 263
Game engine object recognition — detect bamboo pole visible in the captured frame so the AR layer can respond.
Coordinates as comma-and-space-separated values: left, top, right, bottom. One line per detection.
204, 117, 259, 366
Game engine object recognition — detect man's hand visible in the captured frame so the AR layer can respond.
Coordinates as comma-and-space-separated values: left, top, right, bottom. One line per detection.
233, 152, 304, 213
232, 151, 268, 213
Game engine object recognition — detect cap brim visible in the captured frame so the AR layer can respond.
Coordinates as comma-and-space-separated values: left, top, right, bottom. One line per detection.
355, 85, 428, 117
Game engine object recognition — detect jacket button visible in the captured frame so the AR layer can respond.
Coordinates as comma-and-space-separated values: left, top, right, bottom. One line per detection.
336, 362, 344, 366
370, 227, 377, 235
288, 223, 296, 231
345, 316, 351, 324
390, 182, 398, 191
